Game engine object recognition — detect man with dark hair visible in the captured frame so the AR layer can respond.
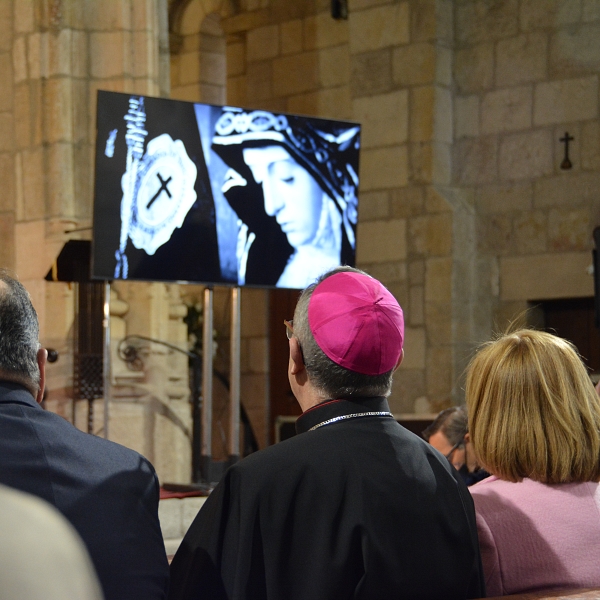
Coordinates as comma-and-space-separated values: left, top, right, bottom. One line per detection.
423, 406, 489, 486
0, 270, 169, 600
169, 267, 484, 600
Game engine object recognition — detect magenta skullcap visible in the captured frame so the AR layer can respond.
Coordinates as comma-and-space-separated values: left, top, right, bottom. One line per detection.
308, 271, 404, 376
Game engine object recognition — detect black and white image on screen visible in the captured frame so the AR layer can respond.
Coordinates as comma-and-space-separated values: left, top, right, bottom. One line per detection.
93, 92, 360, 289
93, 92, 222, 285
204, 106, 360, 289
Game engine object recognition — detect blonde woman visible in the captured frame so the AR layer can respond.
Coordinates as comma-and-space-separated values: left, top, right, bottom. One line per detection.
466, 329, 600, 596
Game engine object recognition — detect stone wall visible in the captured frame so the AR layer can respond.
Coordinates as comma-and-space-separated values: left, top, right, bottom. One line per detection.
453, 0, 599, 342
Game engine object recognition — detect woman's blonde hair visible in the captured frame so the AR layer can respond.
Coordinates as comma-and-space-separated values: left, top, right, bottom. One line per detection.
465, 329, 600, 484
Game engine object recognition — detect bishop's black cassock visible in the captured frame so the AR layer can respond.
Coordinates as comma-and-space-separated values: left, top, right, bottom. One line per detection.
169, 397, 485, 600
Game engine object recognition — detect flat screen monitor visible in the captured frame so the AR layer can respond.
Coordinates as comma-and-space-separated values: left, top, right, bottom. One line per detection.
92, 91, 361, 289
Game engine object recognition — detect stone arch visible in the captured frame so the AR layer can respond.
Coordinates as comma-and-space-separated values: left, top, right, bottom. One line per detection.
169, 0, 231, 102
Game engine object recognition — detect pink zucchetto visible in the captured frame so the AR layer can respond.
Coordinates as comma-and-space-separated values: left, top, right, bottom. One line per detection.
308, 271, 404, 376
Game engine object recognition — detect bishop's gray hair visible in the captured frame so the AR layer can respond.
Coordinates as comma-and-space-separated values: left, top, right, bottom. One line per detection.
293, 266, 395, 400
0, 270, 40, 389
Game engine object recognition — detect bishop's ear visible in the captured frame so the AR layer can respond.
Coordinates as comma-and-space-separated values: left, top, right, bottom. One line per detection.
289, 337, 305, 375
393, 349, 404, 372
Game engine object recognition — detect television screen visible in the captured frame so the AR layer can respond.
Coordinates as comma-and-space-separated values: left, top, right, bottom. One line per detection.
92, 91, 361, 289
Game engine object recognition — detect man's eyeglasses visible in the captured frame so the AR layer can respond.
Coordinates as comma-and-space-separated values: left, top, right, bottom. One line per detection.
284, 319, 294, 340
444, 438, 465, 461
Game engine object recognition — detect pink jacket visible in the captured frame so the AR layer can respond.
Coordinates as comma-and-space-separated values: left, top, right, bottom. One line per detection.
470, 476, 600, 596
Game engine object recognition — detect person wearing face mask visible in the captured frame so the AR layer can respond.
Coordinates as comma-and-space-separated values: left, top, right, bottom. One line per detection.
422, 406, 489, 486
211, 108, 359, 288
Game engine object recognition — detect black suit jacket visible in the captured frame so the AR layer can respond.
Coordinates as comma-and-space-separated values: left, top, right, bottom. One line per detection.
169, 397, 485, 600
0, 381, 169, 600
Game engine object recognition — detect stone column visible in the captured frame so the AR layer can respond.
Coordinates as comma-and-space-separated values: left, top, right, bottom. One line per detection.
1, 0, 195, 483
109, 281, 192, 484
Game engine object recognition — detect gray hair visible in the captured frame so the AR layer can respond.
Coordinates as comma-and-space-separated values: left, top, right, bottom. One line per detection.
293, 266, 395, 399
422, 406, 468, 445
0, 269, 40, 389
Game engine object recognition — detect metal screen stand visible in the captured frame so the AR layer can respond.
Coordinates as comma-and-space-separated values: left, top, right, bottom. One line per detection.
195, 286, 242, 483
201, 287, 214, 482
102, 282, 111, 439
228, 287, 241, 466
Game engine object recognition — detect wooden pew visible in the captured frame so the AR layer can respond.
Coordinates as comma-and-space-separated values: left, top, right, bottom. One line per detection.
483, 588, 600, 599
